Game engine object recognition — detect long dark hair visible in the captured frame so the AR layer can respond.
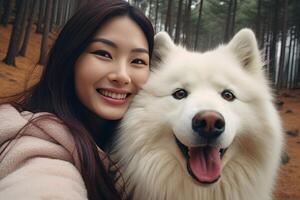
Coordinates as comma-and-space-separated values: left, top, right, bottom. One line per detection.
1, 1, 154, 199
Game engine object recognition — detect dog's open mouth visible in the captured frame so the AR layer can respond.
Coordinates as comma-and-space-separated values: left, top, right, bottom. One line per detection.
175, 138, 227, 184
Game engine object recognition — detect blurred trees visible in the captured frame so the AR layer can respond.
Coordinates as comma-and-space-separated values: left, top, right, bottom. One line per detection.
0, 0, 299, 88
1, 0, 80, 66
131, 0, 300, 88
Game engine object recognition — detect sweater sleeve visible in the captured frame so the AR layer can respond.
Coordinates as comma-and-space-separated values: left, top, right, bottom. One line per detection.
0, 157, 88, 200
0, 104, 88, 199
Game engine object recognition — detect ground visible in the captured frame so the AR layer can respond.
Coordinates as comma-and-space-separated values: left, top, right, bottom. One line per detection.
275, 90, 300, 200
1, 25, 300, 200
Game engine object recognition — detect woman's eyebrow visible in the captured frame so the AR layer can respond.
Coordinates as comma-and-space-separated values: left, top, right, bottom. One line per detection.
90, 38, 117, 48
90, 38, 148, 54
131, 48, 149, 54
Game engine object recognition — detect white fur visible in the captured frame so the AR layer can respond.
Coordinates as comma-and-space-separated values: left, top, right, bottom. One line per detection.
111, 29, 284, 200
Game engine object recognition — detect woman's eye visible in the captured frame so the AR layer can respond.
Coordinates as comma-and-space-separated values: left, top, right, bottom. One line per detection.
172, 89, 188, 100
132, 59, 146, 65
91, 50, 112, 59
221, 89, 236, 101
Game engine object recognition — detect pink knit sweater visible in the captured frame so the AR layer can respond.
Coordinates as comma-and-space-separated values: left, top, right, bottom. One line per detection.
0, 104, 108, 199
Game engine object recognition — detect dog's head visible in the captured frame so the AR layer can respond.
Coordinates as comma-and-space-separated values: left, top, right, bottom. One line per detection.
120, 29, 276, 186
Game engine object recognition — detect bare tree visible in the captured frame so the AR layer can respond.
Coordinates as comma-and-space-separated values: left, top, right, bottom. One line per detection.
36, 0, 46, 33
17, 0, 31, 53
154, 0, 159, 32
183, 0, 192, 46
277, 0, 288, 88
175, 0, 184, 43
3, 0, 26, 66
289, 30, 297, 88
56, 0, 64, 26
19, 0, 37, 56
255, 0, 262, 46
39, 0, 53, 65
194, 0, 204, 50
148, 0, 154, 20
269, 0, 280, 83
224, 0, 233, 42
230, 0, 237, 36
50, 0, 58, 32
164, 0, 173, 35
0, 0, 13, 26
63, 0, 70, 25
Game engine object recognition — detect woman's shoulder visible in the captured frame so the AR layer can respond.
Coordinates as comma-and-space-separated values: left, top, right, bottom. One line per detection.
0, 106, 88, 199
0, 104, 75, 149
0, 104, 81, 176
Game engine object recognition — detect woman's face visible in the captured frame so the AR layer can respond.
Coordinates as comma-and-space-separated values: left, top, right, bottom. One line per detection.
75, 16, 150, 120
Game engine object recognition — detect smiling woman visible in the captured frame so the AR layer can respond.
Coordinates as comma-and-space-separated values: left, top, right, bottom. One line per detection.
75, 16, 150, 120
0, 1, 154, 200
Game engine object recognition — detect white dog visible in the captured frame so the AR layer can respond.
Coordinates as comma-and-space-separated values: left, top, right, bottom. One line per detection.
111, 29, 284, 200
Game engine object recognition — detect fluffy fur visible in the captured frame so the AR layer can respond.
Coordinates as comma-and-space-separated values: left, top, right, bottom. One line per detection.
111, 29, 284, 200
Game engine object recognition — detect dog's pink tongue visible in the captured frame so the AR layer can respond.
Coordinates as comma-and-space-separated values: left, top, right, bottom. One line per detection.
189, 146, 221, 183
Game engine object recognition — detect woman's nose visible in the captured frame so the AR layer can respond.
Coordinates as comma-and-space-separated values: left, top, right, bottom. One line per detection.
107, 64, 131, 85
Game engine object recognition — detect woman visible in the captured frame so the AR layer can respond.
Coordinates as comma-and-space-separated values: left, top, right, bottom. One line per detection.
0, 1, 154, 199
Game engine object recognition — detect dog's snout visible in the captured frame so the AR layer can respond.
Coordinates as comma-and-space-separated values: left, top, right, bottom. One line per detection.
192, 110, 225, 139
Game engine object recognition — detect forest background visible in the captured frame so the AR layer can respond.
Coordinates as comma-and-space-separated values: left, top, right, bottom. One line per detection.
0, 0, 300, 199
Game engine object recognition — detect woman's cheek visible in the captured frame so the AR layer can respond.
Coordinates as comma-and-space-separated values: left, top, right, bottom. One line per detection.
136, 68, 151, 89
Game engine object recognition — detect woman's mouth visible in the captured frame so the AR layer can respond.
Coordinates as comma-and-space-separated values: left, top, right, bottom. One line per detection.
96, 88, 132, 105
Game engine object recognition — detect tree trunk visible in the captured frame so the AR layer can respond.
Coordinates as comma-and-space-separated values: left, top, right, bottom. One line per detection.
0, 0, 13, 26
63, 0, 70, 25
277, 0, 288, 88
296, 39, 300, 87
224, 0, 233, 42
154, 0, 159, 32
39, 0, 53, 65
264, 15, 271, 73
164, 0, 173, 35
36, 0, 46, 33
19, 0, 37, 57
269, 0, 280, 83
57, 0, 63, 25
260, 15, 268, 49
174, 0, 184, 43
194, 0, 204, 50
255, 0, 262, 46
230, 0, 237, 37
183, 0, 192, 46
290, 33, 297, 88
50, 0, 58, 32
3, 0, 26, 66
148, 0, 153, 20
17, 0, 31, 54
68, 0, 76, 19
282, 31, 292, 88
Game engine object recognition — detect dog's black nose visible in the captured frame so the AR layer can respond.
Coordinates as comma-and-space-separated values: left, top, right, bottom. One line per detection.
192, 110, 225, 139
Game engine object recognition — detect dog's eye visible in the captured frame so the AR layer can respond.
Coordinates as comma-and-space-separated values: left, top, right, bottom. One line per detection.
172, 89, 188, 100
221, 90, 235, 101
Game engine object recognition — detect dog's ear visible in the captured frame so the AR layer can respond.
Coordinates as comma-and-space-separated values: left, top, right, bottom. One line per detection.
151, 31, 175, 68
227, 28, 262, 73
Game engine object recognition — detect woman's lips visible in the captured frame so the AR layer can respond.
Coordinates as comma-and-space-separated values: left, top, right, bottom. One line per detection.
96, 88, 131, 105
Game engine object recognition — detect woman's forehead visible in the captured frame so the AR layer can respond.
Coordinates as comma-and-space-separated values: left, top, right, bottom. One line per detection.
92, 16, 149, 49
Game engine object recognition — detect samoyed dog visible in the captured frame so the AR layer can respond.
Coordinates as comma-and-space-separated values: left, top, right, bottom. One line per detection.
111, 29, 284, 200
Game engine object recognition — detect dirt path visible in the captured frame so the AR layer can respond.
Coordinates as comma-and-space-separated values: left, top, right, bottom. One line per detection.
275, 90, 300, 200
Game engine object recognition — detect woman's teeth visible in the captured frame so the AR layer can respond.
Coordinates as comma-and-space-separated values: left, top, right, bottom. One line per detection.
97, 89, 127, 100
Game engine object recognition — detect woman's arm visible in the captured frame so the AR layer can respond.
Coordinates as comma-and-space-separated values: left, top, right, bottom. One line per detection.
0, 157, 88, 200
